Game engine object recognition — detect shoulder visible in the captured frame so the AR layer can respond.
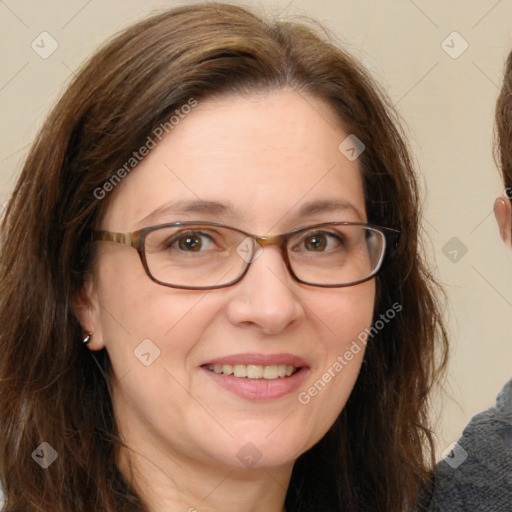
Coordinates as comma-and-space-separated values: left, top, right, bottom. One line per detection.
425, 379, 512, 511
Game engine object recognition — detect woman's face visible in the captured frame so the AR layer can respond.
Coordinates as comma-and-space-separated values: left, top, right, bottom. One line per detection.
80, 90, 375, 474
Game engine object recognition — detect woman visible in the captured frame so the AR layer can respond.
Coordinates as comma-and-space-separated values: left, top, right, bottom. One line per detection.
425, 49, 512, 512
0, 3, 447, 511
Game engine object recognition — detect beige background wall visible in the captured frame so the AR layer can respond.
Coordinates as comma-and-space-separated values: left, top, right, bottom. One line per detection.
1, 0, 511, 460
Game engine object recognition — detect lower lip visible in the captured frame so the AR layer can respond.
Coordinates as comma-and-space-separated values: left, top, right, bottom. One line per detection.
201, 366, 309, 401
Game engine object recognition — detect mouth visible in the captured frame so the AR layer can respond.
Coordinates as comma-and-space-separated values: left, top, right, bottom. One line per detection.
200, 353, 309, 400
204, 363, 299, 380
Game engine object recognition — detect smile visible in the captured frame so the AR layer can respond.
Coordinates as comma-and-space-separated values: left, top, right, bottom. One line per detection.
204, 363, 298, 379
200, 353, 309, 400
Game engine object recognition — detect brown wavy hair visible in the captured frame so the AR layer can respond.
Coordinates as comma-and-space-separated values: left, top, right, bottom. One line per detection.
496, 49, 512, 197
0, 3, 448, 511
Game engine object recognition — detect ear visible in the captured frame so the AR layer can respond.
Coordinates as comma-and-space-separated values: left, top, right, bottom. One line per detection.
71, 273, 105, 351
494, 197, 512, 246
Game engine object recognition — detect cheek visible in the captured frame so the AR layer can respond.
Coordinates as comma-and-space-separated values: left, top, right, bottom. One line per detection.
293, 281, 375, 435
93, 260, 227, 442
93, 253, 223, 379
308, 280, 376, 352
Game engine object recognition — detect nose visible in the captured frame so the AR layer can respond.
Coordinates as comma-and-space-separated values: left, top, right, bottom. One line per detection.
226, 246, 305, 335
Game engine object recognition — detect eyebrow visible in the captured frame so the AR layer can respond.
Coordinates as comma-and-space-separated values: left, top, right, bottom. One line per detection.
136, 198, 365, 228
137, 199, 235, 227
297, 199, 365, 222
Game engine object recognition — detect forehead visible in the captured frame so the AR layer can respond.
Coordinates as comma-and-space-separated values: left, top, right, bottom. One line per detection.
101, 89, 366, 232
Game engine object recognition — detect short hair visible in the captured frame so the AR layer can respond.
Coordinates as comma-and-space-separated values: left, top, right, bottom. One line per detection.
496, 50, 512, 199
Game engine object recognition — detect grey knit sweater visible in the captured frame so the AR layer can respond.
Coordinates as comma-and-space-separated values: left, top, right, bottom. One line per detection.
426, 379, 512, 511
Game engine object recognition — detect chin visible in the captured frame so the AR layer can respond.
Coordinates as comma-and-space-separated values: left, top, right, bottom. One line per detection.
201, 427, 315, 472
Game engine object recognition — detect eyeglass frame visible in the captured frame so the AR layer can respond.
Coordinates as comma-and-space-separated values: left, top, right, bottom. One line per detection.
91, 221, 400, 290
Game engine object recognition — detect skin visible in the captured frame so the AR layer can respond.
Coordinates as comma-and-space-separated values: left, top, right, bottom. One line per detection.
74, 89, 376, 512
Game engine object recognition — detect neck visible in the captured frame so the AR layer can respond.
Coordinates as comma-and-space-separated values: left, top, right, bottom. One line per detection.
116, 435, 291, 512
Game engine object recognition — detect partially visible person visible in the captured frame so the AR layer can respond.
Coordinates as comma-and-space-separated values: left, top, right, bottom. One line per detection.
424, 49, 512, 512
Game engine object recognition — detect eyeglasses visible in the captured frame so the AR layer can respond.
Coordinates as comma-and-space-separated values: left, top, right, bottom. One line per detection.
91, 221, 400, 290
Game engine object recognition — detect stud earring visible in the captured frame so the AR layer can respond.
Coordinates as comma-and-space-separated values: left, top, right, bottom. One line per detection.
83, 332, 92, 344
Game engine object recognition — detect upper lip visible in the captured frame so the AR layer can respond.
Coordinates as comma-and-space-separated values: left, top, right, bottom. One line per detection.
201, 353, 309, 368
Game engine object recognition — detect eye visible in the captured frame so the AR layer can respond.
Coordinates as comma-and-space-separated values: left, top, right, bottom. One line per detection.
299, 231, 344, 252
304, 233, 327, 251
167, 231, 216, 252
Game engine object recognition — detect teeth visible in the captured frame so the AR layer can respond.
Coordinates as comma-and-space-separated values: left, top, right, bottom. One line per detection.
263, 365, 278, 379
205, 364, 298, 379
233, 365, 247, 378
222, 364, 233, 375
247, 364, 263, 379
